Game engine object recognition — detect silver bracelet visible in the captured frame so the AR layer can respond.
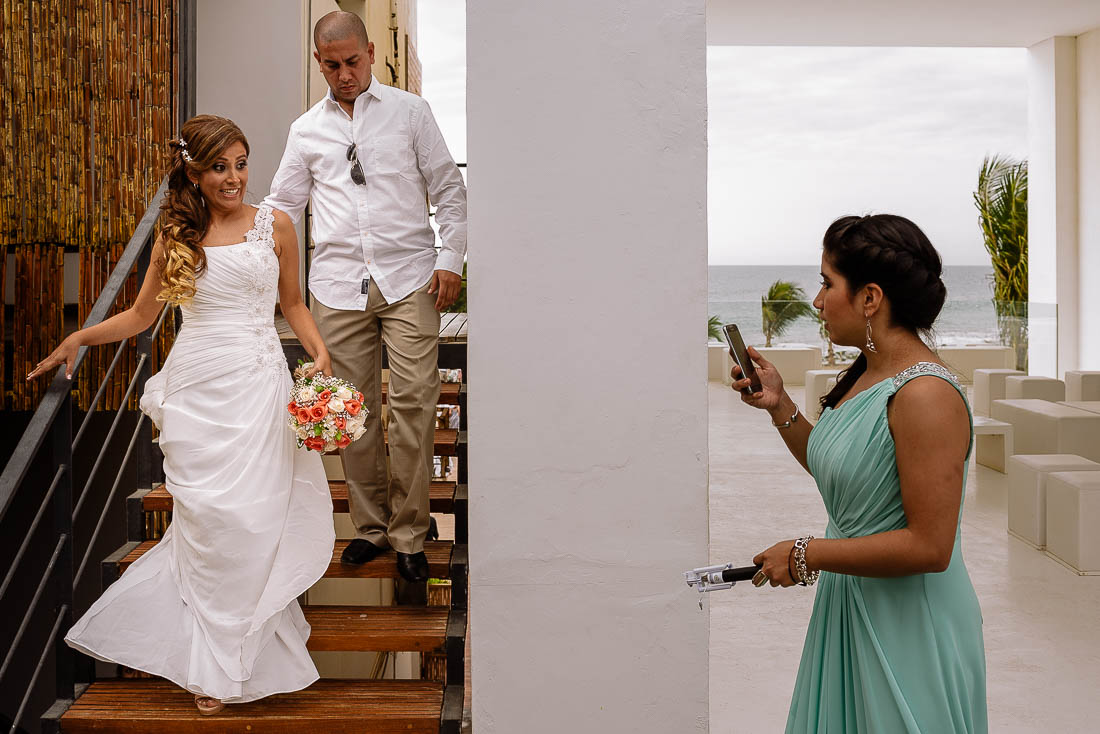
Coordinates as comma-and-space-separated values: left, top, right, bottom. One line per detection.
793, 536, 819, 586
772, 408, 799, 430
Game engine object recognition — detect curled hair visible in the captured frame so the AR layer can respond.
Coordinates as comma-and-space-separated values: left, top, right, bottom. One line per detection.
820, 214, 947, 411
158, 115, 249, 305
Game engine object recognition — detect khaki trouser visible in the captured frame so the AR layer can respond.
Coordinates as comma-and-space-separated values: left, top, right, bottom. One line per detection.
312, 279, 441, 553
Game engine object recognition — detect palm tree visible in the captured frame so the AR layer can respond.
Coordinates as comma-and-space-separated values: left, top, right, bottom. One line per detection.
974, 155, 1027, 370
761, 280, 815, 347
708, 315, 723, 342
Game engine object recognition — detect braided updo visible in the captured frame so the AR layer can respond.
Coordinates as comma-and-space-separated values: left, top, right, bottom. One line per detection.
820, 214, 947, 410
157, 115, 250, 305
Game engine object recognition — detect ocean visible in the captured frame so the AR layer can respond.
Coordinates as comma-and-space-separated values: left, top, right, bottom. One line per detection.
709, 265, 1001, 349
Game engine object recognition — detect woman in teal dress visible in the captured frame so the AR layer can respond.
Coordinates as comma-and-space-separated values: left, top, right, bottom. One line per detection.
732, 214, 987, 733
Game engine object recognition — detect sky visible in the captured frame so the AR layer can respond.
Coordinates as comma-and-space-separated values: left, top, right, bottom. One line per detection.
417, 2, 1028, 267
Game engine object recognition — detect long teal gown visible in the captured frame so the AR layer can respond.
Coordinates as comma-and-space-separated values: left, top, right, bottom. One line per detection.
787, 362, 987, 733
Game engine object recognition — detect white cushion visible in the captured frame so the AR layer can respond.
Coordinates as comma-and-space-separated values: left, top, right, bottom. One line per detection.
1004, 375, 1066, 402
1065, 371, 1100, 402
972, 368, 1024, 417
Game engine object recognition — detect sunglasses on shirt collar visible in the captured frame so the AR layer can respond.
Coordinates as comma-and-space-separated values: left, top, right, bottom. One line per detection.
346, 143, 365, 185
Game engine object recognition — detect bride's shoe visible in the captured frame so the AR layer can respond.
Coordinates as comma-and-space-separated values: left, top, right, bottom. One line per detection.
194, 695, 225, 716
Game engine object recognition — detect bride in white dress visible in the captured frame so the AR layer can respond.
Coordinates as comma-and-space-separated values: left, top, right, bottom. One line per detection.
27, 115, 336, 714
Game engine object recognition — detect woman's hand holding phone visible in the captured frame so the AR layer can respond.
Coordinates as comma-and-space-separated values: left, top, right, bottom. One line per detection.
732, 346, 788, 413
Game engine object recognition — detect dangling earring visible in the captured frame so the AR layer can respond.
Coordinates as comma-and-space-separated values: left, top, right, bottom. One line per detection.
865, 318, 878, 353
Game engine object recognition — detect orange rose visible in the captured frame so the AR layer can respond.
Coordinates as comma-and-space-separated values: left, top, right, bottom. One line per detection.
318, 389, 332, 400
304, 436, 326, 452
333, 416, 346, 430
335, 434, 352, 448
308, 403, 327, 421
295, 407, 313, 424
287, 401, 297, 414
354, 391, 363, 401
345, 399, 362, 416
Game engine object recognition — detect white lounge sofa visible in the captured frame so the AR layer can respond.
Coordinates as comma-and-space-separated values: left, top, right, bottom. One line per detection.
1007, 454, 1100, 549
936, 345, 1014, 383
990, 399, 1100, 463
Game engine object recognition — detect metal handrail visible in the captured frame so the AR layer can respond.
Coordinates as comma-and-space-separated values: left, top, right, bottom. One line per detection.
0, 178, 167, 521
0, 177, 168, 733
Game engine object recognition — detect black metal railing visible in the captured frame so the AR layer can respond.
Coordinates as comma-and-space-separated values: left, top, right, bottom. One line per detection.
0, 179, 170, 734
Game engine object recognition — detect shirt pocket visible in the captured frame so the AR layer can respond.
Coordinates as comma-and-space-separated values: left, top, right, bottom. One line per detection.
371, 134, 415, 176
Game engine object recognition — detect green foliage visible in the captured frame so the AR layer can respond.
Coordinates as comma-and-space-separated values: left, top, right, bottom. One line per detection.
761, 280, 815, 347
708, 315, 723, 342
974, 155, 1028, 369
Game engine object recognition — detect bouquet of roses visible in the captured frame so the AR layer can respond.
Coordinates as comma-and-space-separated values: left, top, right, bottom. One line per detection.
286, 361, 368, 452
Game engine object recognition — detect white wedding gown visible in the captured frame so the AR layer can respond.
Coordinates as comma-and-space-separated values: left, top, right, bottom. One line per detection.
65, 204, 335, 702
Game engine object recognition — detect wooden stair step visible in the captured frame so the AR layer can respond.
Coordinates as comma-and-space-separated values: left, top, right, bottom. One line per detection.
303, 605, 449, 652
320, 428, 459, 457
141, 481, 459, 514
116, 540, 455, 579
387, 428, 459, 456
384, 381, 462, 405
60, 679, 445, 733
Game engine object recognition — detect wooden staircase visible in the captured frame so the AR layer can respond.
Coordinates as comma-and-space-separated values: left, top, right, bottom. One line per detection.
46, 360, 469, 733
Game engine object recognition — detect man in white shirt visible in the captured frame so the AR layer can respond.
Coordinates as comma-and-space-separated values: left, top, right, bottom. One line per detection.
266, 11, 466, 583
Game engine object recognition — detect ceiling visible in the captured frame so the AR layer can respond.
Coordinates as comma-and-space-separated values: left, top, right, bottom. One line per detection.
707, 0, 1100, 47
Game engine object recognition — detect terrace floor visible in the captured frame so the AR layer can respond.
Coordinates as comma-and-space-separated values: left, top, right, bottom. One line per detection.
708, 382, 1100, 733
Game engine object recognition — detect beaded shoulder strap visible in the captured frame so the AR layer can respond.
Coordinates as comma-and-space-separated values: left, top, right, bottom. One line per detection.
245, 204, 275, 248
890, 361, 973, 460
891, 361, 959, 391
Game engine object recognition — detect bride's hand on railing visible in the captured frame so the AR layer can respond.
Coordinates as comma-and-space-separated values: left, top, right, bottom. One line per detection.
731, 346, 786, 412
26, 333, 84, 381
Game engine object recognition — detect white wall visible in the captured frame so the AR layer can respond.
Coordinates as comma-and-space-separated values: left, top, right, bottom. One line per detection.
1027, 37, 1078, 377
467, 1, 710, 732
1077, 28, 1100, 369
196, 0, 310, 204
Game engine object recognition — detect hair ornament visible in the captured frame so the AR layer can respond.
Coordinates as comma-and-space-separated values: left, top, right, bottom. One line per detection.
178, 137, 194, 163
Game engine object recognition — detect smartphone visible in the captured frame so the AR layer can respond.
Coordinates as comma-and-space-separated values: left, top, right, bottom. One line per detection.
722, 323, 762, 394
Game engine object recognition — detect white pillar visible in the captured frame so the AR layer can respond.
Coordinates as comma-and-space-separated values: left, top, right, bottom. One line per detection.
467, 1, 709, 731
1077, 28, 1100, 369
1027, 37, 1078, 377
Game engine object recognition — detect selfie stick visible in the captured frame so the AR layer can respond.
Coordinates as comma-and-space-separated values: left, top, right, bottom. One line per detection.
684, 562, 762, 595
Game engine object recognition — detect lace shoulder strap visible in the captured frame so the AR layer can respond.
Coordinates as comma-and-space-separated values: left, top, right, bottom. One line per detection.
245, 204, 275, 248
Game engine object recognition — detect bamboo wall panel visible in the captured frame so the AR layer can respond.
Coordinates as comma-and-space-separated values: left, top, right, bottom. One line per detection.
1, 0, 178, 411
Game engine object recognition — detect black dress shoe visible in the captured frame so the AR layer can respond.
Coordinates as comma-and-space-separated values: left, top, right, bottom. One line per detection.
396, 551, 429, 583
341, 538, 386, 565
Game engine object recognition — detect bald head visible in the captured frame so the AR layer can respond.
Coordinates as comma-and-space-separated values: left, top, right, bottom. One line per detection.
314, 10, 369, 51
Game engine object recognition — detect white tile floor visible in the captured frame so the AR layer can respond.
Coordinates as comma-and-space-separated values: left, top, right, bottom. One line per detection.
708, 382, 1100, 733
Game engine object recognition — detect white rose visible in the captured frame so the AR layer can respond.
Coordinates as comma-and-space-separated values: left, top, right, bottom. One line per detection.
327, 397, 345, 413
336, 386, 354, 400
350, 422, 367, 439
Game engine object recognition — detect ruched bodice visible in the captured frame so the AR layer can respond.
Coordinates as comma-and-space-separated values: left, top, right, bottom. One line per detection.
787, 362, 987, 733
66, 203, 335, 703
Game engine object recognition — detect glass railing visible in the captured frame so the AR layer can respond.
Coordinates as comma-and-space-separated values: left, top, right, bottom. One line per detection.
708, 300, 1056, 373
